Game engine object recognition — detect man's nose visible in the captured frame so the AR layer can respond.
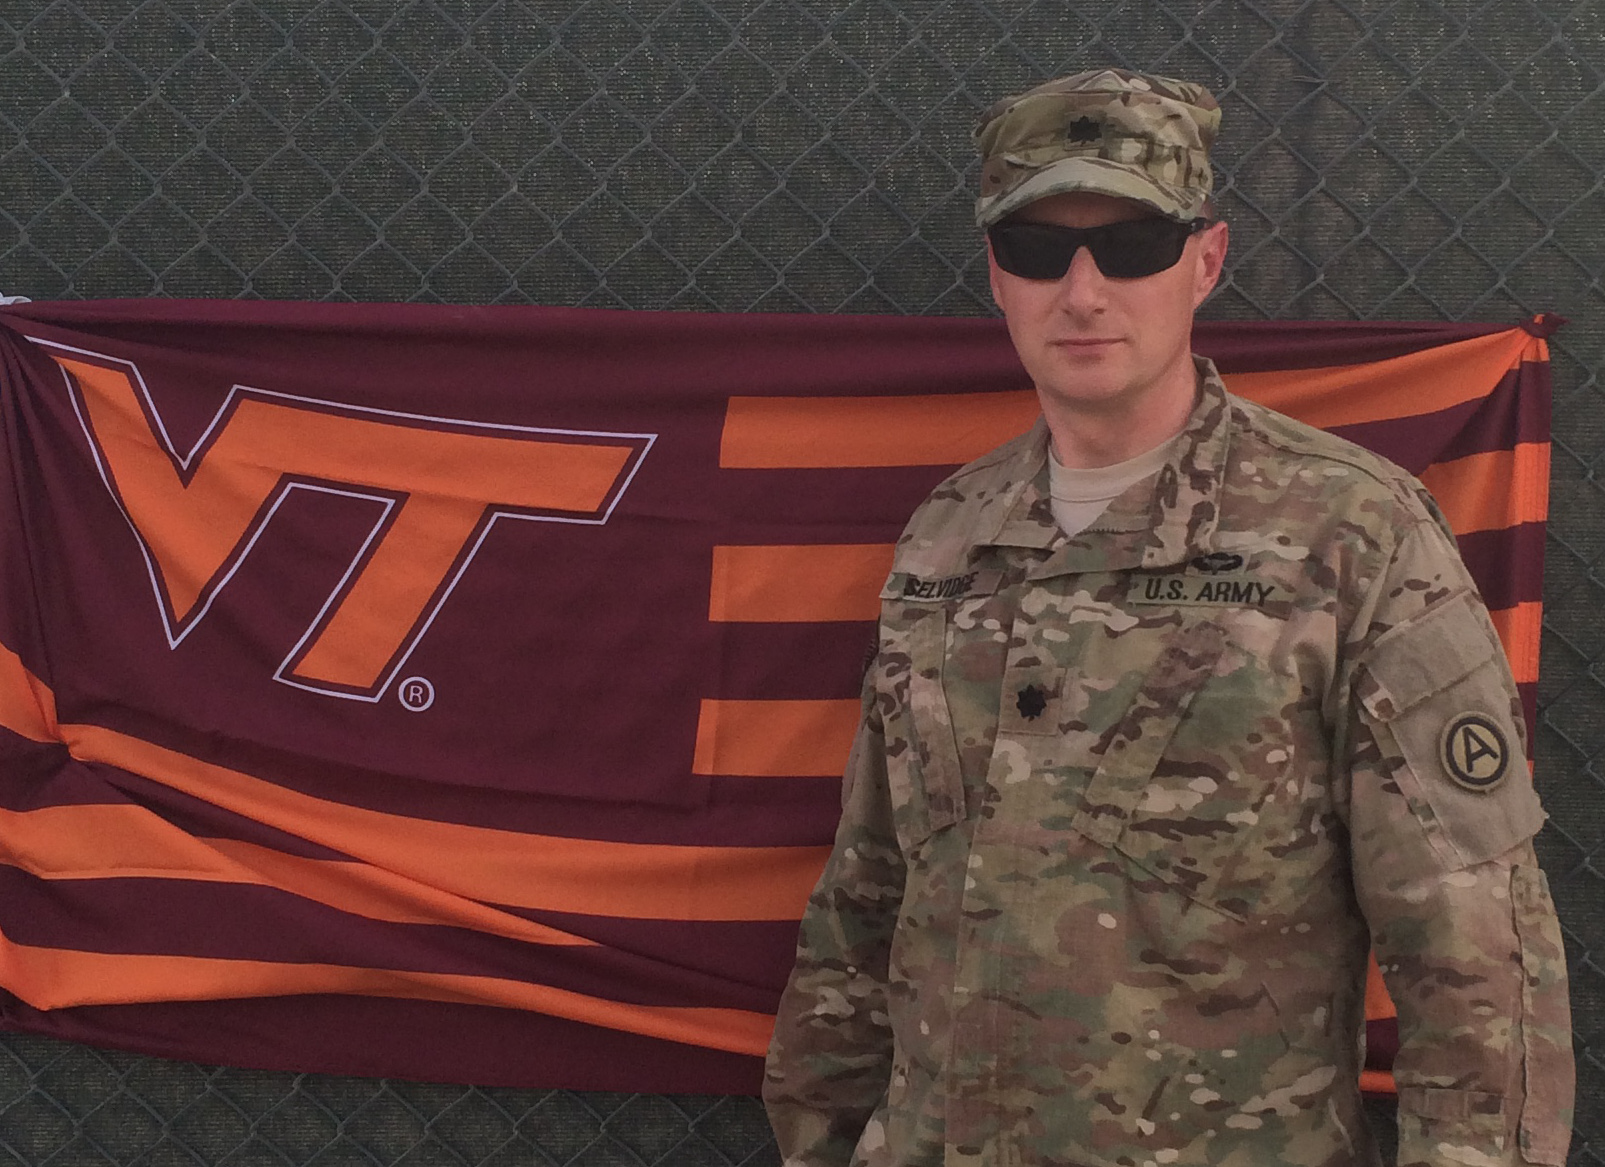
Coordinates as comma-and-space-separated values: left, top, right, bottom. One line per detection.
1056, 244, 1108, 309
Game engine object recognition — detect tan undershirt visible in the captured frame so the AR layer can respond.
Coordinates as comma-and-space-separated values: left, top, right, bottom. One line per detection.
1048, 437, 1177, 537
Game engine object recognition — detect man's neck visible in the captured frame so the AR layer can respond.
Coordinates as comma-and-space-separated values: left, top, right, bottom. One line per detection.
1042, 360, 1201, 469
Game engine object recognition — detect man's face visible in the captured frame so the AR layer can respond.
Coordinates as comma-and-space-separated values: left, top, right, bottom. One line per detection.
987, 191, 1228, 420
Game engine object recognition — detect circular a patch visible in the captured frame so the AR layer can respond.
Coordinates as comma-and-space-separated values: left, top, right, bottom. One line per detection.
1439, 713, 1511, 792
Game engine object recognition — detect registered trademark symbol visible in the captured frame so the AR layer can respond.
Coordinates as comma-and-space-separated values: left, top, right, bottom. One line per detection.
397, 676, 435, 712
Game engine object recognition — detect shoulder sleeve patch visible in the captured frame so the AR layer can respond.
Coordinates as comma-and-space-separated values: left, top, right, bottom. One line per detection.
1440, 713, 1511, 792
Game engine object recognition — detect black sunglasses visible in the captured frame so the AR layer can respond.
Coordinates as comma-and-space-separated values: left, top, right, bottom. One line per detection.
987, 217, 1212, 281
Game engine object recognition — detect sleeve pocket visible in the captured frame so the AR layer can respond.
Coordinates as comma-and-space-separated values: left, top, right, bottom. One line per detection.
1360, 591, 1500, 715
1358, 592, 1545, 871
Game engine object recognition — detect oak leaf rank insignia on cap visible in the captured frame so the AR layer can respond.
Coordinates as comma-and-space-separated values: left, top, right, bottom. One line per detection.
1067, 115, 1102, 144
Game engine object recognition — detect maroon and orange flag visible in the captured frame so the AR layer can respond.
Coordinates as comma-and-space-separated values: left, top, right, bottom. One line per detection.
0, 301, 1552, 1093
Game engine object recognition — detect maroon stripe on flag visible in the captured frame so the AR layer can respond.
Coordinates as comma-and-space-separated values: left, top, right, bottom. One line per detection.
0, 339, 60, 692
0, 992, 765, 1093
1428, 365, 1547, 465
706, 775, 843, 839
1518, 681, 1537, 753
711, 623, 876, 700
1326, 367, 1546, 475
1456, 522, 1545, 613
0, 738, 353, 861
719, 467, 953, 530
107, 766, 354, 861
39, 711, 847, 846
1364, 1017, 1401, 1074
0, 728, 72, 806
1196, 320, 1506, 374
497, 908, 807, 994
0, 867, 778, 1013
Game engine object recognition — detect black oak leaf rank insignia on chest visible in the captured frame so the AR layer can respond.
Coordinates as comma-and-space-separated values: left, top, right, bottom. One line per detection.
1016, 684, 1048, 721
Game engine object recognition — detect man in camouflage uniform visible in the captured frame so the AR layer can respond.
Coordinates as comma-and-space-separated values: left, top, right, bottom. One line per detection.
763, 69, 1574, 1167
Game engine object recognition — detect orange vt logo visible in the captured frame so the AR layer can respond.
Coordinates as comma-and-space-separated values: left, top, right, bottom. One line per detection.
43, 342, 653, 701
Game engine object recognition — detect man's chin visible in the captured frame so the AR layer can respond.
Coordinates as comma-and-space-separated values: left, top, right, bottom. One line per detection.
1039, 374, 1130, 406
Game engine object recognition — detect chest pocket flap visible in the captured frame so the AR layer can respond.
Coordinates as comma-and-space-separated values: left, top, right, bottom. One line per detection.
1071, 620, 1229, 849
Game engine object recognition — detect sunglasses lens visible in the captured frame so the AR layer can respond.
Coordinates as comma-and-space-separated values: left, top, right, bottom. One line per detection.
989, 223, 1079, 280
989, 219, 1199, 280
1089, 219, 1192, 278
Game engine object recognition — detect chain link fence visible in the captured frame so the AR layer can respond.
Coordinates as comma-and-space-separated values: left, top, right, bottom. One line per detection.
0, 0, 1601, 1163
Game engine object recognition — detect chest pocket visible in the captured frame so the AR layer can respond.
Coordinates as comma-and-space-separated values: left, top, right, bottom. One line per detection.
1070, 618, 1294, 918
878, 605, 967, 855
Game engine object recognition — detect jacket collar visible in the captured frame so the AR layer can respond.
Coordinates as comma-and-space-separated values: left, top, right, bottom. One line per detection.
976, 356, 1231, 576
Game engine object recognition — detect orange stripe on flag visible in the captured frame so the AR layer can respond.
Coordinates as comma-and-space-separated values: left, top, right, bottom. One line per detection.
0, 936, 773, 1055
1489, 602, 1542, 689
1418, 444, 1550, 537
1359, 1070, 1396, 1095
720, 391, 1040, 468
1365, 951, 1398, 1021
0, 642, 58, 743
692, 699, 860, 777
52, 723, 825, 922
0, 804, 593, 947
1225, 328, 1538, 431
710, 544, 894, 623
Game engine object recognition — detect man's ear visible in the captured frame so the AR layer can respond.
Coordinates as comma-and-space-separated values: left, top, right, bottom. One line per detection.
1192, 219, 1229, 307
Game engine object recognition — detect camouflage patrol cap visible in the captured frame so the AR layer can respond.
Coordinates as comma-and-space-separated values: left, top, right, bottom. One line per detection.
974, 68, 1220, 226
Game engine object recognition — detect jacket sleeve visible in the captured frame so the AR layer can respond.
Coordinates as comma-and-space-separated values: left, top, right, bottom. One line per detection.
1340, 513, 1574, 1167
763, 677, 906, 1167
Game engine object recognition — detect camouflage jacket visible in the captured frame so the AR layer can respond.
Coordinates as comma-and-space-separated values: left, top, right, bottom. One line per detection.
764, 361, 1573, 1167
